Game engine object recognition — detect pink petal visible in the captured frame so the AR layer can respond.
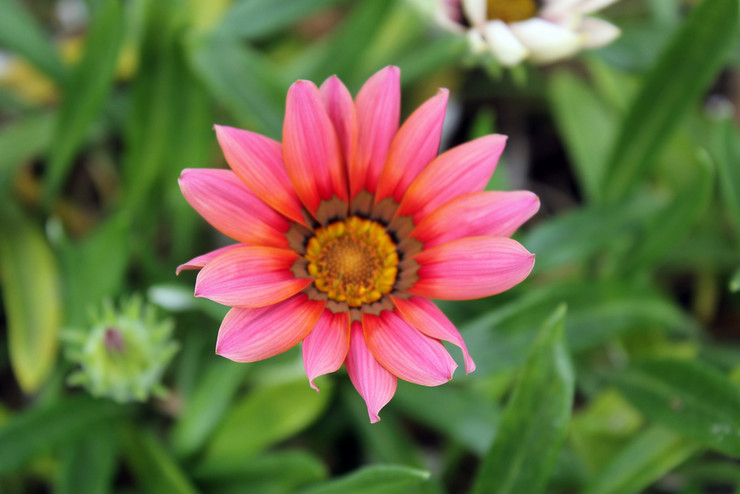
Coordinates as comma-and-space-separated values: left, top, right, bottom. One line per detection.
410, 190, 540, 248
302, 310, 350, 392
392, 296, 476, 374
362, 311, 457, 386
179, 168, 290, 248
345, 321, 397, 423
216, 293, 325, 362
411, 236, 535, 300
375, 88, 449, 205
283, 80, 348, 216
176, 244, 243, 275
195, 246, 311, 308
350, 66, 401, 199
320, 75, 357, 169
214, 125, 305, 225
397, 135, 507, 223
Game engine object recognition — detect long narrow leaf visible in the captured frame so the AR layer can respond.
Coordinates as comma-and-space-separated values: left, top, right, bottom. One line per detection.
612, 359, 740, 456
471, 305, 574, 494
0, 204, 62, 393
121, 427, 199, 494
603, 0, 738, 202
0, 0, 66, 82
299, 465, 430, 494
0, 396, 127, 475
584, 426, 699, 494
44, 0, 124, 203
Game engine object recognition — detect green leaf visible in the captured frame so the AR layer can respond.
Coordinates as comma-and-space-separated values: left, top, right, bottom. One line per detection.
58, 213, 132, 326
570, 389, 645, 473
603, 0, 738, 202
612, 359, 740, 456
0, 112, 54, 195
0, 396, 127, 475
44, 0, 125, 203
121, 426, 199, 494
187, 35, 285, 138
710, 116, 740, 237
299, 465, 430, 494
202, 451, 327, 492
57, 424, 118, 494
216, 0, 342, 40
460, 281, 696, 375
341, 384, 425, 467
548, 70, 616, 202
0, 205, 62, 393
584, 426, 699, 494
172, 359, 248, 458
393, 382, 500, 455
471, 305, 575, 494
197, 377, 332, 477
523, 193, 659, 271
121, 0, 184, 212
620, 149, 714, 271
730, 267, 740, 292
0, 0, 66, 82
297, 0, 394, 84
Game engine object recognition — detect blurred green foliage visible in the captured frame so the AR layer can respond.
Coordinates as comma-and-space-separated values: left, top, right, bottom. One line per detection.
0, 0, 739, 492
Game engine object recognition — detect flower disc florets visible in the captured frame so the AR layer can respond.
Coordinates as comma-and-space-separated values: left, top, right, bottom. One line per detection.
305, 217, 398, 307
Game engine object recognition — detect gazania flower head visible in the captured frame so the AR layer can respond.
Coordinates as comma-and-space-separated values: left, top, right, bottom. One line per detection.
178, 66, 539, 422
438, 0, 621, 66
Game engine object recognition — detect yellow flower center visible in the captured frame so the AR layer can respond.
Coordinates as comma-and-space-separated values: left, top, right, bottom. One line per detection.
486, 0, 537, 23
305, 217, 398, 307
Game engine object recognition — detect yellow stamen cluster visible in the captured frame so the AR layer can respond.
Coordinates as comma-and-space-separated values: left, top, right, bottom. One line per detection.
305, 217, 399, 307
486, 0, 537, 23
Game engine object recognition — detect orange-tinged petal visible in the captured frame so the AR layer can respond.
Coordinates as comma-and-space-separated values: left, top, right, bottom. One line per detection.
345, 321, 397, 423
392, 296, 476, 374
176, 243, 243, 275
216, 294, 325, 363
320, 75, 357, 170
375, 88, 448, 205
214, 125, 305, 225
195, 246, 311, 308
411, 236, 535, 300
350, 66, 400, 199
397, 134, 507, 223
179, 168, 290, 248
362, 311, 457, 386
303, 310, 350, 392
283, 80, 347, 216
410, 190, 539, 248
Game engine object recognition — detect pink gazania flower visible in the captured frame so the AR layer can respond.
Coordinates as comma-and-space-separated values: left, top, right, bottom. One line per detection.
177, 66, 538, 422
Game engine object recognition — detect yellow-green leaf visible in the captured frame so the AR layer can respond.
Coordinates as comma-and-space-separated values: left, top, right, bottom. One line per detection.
0, 205, 62, 393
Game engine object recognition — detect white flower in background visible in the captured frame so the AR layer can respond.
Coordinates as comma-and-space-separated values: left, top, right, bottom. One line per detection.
438, 0, 621, 66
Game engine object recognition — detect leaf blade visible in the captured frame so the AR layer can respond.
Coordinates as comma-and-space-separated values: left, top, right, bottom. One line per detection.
603, 0, 738, 202
471, 305, 575, 494
0, 205, 62, 393
44, 0, 125, 203
612, 359, 740, 456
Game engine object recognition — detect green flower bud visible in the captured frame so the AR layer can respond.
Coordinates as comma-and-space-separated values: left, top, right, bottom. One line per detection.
63, 296, 178, 403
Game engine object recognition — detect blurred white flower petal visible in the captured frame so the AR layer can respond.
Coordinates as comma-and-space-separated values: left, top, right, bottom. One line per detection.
509, 18, 584, 63
484, 20, 529, 66
578, 16, 621, 48
437, 0, 620, 66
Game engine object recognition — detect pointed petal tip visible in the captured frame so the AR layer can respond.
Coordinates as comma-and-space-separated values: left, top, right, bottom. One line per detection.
369, 413, 381, 424
309, 379, 320, 393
